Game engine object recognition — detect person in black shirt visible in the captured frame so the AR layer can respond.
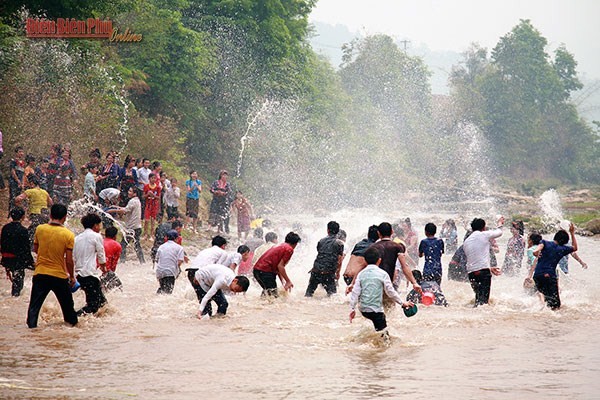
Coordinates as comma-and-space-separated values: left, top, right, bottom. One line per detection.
1, 207, 34, 296
305, 221, 345, 297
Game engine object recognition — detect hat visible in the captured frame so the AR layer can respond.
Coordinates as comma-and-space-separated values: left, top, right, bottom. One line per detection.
166, 229, 179, 241
403, 304, 418, 318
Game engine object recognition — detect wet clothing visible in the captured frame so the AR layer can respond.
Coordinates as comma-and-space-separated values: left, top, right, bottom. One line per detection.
503, 235, 526, 276
406, 280, 448, 306
419, 237, 444, 284
254, 243, 294, 274
311, 234, 344, 274
532, 240, 574, 310
534, 240, 574, 279
52, 174, 73, 205
84, 172, 96, 200
191, 245, 228, 268
143, 183, 161, 219
349, 264, 404, 331
1, 221, 34, 296
448, 245, 469, 282
463, 229, 503, 273
155, 240, 185, 279
104, 238, 122, 272
208, 179, 232, 232
8, 158, 25, 210
74, 228, 107, 315
369, 239, 406, 280
27, 274, 78, 328
468, 268, 492, 306
192, 264, 235, 315
27, 222, 77, 328
351, 238, 376, 257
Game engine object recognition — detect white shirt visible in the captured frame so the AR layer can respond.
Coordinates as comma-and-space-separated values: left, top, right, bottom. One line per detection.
194, 264, 235, 313
124, 197, 142, 230
192, 246, 228, 268
73, 229, 106, 278
99, 188, 120, 202
155, 240, 185, 279
222, 252, 242, 270
252, 242, 276, 266
164, 185, 180, 207
463, 228, 503, 273
137, 167, 151, 187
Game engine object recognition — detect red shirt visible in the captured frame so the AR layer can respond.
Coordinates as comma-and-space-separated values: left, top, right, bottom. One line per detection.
253, 243, 294, 274
103, 238, 122, 272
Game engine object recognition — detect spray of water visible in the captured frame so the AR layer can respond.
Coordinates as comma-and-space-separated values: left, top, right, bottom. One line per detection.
68, 198, 133, 243
236, 99, 278, 178
539, 189, 565, 229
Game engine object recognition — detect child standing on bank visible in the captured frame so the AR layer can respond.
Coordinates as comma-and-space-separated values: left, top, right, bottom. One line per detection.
418, 222, 445, 285
349, 247, 414, 342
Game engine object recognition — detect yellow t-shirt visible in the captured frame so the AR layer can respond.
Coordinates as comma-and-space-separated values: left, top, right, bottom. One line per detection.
33, 223, 75, 279
25, 188, 49, 215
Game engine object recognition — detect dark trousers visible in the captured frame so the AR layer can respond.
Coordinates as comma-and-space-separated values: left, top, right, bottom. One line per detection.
157, 276, 175, 294
121, 228, 145, 263
27, 274, 78, 328
305, 271, 337, 297
534, 275, 561, 310
361, 311, 387, 331
253, 269, 278, 297
468, 269, 492, 306
423, 272, 442, 286
8, 268, 25, 296
76, 275, 107, 315
186, 269, 228, 315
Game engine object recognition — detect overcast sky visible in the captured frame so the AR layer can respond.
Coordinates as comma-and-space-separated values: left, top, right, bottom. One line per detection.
309, 0, 600, 80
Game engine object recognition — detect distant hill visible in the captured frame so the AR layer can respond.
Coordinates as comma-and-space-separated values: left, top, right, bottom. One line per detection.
309, 21, 460, 94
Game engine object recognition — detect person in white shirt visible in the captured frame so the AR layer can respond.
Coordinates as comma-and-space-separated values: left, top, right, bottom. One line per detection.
222, 245, 251, 271
193, 263, 250, 319
73, 213, 107, 316
251, 231, 278, 266
463, 216, 504, 307
136, 158, 151, 219
155, 230, 185, 294
115, 187, 145, 264
349, 247, 414, 341
186, 235, 229, 290
164, 177, 181, 220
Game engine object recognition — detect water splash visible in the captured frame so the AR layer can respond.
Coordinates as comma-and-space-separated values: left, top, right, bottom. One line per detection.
236, 99, 278, 178
68, 197, 133, 243
539, 189, 564, 229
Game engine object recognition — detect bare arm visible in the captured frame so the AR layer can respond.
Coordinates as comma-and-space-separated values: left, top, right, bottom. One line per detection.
65, 249, 75, 285
277, 259, 293, 291
399, 253, 422, 294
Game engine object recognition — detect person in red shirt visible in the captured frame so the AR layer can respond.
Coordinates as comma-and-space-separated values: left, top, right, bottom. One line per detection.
253, 232, 301, 297
143, 173, 162, 240
101, 226, 123, 291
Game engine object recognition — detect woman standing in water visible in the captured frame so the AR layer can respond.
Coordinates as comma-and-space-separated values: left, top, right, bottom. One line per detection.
209, 170, 232, 234
503, 220, 526, 276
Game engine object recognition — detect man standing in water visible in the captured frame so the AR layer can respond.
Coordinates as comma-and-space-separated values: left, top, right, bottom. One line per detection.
26, 204, 78, 328
192, 263, 250, 319
343, 225, 379, 291
305, 221, 345, 297
463, 216, 504, 307
253, 232, 301, 297
366, 222, 422, 297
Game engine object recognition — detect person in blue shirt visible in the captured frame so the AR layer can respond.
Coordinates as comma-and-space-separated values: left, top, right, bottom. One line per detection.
418, 222, 445, 285
526, 223, 578, 310
185, 170, 202, 232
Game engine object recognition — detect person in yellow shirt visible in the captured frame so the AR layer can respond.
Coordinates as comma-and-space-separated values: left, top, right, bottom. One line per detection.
15, 176, 52, 246
26, 204, 78, 328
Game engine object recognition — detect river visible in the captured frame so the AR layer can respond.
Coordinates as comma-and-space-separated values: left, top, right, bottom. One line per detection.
1, 209, 599, 399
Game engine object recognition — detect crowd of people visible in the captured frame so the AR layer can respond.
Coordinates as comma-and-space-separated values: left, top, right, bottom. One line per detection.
1, 193, 588, 339
0, 140, 589, 338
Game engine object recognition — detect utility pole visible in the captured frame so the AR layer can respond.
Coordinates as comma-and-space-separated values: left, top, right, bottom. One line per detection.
399, 39, 410, 51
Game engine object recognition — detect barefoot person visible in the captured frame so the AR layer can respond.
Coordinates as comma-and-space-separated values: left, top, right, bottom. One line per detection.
343, 225, 379, 293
